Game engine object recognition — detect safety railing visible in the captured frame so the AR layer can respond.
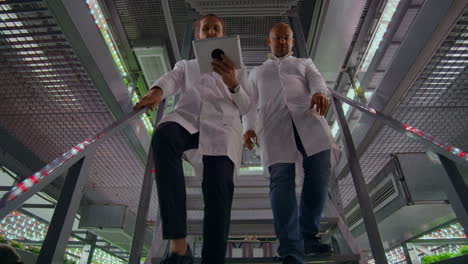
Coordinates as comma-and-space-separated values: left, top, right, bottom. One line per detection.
330, 88, 468, 264
0, 101, 166, 263
1, 90, 467, 264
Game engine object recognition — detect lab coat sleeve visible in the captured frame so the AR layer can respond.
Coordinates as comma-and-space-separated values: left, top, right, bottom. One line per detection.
150, 60, 186, 100
242, 67, 259, 133
304, 58, 329, 96
230, 67, 251, 115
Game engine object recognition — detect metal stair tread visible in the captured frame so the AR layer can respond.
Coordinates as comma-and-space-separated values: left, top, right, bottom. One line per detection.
186, 217, 339, 235
152, 254, 360, 263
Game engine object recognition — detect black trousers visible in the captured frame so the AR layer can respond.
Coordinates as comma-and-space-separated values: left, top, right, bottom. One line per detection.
152, 122, 234, 264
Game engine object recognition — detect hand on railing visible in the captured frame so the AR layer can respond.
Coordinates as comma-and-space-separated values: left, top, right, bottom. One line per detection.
133, 87, 163, 111
310, 93, 330, 116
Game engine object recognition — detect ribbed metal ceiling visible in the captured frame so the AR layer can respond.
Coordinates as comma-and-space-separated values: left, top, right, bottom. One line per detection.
113, 0, 315, 67
0, 0, 159, 225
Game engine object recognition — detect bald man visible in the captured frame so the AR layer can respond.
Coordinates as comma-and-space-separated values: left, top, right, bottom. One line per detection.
243, 23, 339, 264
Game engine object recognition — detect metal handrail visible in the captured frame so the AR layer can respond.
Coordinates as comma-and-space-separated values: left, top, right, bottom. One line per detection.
0, 107, 148, 219
1, 88, 466, 263
329, 88, 468, 166
330, 87, 468, 264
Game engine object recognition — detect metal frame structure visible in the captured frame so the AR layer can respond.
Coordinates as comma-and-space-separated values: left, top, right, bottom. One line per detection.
1, 1, 468, 264
330, 88, 468, 264
332, 95, 387, 264
1, 85, 466, 263
128, 102, 165, 264
0, 109, 152, 263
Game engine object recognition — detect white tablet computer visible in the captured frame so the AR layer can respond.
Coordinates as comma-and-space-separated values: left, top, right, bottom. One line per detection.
193, 35, 243, 74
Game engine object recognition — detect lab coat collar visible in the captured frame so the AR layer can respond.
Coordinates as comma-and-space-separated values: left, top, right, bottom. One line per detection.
267, 52, 294, 63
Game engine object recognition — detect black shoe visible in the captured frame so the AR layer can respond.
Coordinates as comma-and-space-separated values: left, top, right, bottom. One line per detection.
282, 256, 303, 264
159, 246, 194, 264
304, 241, 332, 256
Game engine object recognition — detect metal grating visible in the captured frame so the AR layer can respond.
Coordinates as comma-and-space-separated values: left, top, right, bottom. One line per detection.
296, 0, 318, 42
186, 0, 298, 17
113, 0, 314, 68
339, 8, 468, 206
0, 0, 159, 226
223, 16, 288, 67
113, 0, 190, 56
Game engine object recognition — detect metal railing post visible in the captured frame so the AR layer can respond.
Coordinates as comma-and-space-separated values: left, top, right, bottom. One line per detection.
331, 95, 388, 264
37, 153, 95, 264
129, 101, 166, 264
436, 154, 468, 236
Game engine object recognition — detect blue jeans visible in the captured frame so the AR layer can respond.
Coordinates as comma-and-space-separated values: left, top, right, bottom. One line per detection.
268, 125, 331, 262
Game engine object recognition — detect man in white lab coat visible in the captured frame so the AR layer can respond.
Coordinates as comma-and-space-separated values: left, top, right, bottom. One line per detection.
243, 23, 339, 264
134, 15, 250, 264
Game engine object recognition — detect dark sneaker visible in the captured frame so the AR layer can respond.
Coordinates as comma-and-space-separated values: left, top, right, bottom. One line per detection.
304, 241, 332, 256
159, 246, 194, 264
282, 256, 303, 264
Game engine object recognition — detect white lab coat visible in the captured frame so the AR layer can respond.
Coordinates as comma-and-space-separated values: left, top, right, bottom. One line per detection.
243, 55, 340, 170
152, 59, 250, 167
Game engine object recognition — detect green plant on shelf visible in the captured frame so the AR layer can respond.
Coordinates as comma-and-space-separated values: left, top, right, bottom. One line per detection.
26, 245, 41, 254
460, 245, 468, 255
9, 240, 25, 250
421, 252, 462, 264
0, 235, 7, 244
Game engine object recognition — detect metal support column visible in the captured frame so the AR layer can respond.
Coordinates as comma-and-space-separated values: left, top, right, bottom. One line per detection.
162, 0, 181, 61
37, 154, 95, 264
86, 232, 97, 264
79, 232, 97, 264
405, 243, 422, 264
331, 96, 388, 264
181, 14, 196, 60
128, 101, 166, 264
174, 16, 195, 105
437, 154, 468, 236
325, 198, 365, 264
288, 8, 308, 58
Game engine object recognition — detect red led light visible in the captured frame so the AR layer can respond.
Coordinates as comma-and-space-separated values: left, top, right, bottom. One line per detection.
30, 175, 39, 184
73, 147, 82, 152
17, 183, 27, 192
460, 152, 466, 158
151, 169, 156, 173
403, 124, 409, 129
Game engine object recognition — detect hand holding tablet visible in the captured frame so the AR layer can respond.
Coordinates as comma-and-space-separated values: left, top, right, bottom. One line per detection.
193, 35, 243, 74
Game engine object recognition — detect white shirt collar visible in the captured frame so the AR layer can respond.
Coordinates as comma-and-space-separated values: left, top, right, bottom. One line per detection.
268, 51, 293, 62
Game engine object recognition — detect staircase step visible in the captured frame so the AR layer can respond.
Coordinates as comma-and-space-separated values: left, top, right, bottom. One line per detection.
152, 254, 360, 263
186, 217, 338, 236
